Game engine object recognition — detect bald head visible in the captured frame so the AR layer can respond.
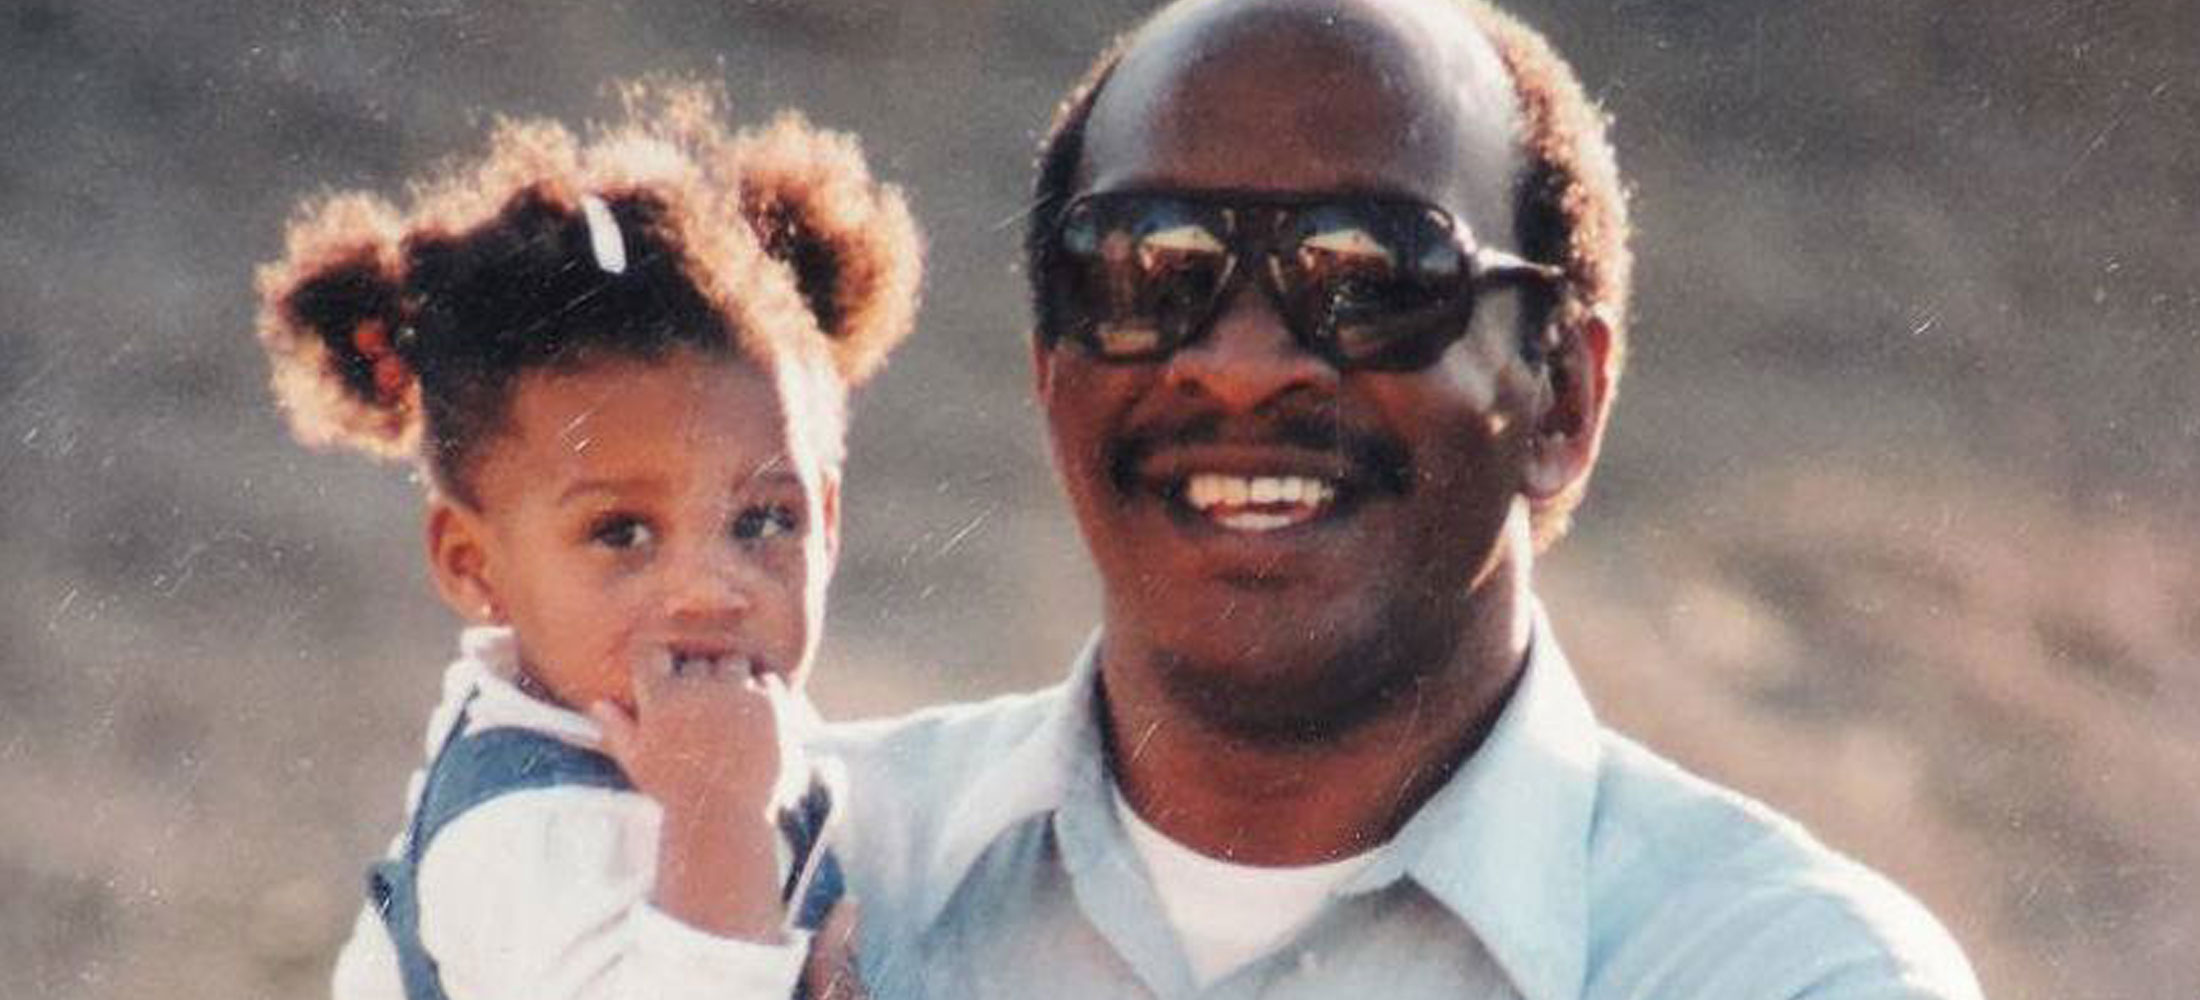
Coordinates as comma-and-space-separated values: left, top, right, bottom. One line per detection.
1078, 0, 1528, 245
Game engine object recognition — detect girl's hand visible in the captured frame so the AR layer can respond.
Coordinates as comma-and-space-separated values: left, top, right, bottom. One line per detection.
589, 654, 788, 941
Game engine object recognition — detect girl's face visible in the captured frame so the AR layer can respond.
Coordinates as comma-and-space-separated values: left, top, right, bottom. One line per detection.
430, 350, 839, 713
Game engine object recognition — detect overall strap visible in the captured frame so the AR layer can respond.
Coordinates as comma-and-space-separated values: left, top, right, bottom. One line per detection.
408, 725, 632, 853
367, 699, 631, 1000
781, 769, 846, 933
366, 694, 844, 1000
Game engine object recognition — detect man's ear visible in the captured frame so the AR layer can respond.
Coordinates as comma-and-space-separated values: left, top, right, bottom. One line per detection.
1521, 311, 1614, 502
426, 498, 501, 624
1031, 332, 1056, 401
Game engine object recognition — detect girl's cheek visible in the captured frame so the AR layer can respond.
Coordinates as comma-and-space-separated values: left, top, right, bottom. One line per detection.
589, 565, 652, 610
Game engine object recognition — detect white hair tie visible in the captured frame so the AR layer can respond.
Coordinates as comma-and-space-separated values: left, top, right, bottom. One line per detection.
580, 194, 628, 275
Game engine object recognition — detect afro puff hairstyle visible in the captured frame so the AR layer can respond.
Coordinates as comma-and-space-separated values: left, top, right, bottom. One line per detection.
254, 84, 922, 506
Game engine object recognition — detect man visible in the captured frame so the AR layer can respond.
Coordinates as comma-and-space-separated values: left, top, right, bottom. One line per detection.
803, 0, 1984, 996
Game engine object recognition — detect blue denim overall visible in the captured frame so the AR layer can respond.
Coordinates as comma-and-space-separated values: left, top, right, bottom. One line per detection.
367, 701, 845, 1000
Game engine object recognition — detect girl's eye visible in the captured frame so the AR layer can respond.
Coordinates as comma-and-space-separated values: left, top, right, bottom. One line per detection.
588, 515, 655, 551
731, 504, 801, 541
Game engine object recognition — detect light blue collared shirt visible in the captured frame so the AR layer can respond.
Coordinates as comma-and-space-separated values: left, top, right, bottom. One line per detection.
818, 612, 1982, 999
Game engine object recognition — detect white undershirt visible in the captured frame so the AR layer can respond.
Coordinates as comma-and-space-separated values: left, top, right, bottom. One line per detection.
1111, 787, 1378, 987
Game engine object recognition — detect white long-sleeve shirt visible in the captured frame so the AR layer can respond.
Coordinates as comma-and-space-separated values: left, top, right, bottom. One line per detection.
814, 615, 1979, 999
329, 628, 808, 1000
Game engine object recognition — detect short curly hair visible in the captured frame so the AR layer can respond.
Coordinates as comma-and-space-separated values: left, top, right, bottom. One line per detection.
255, 85, 922, 506
1024, 0, 1632, 547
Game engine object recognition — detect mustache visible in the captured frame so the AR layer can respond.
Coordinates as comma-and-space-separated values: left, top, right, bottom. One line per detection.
1108, 409, 1413, 496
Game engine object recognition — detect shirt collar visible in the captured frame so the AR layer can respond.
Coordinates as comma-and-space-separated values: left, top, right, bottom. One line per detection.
915, 612, 1604, 1000
1343, 603, 1601, 1000
440, 626, 606, 749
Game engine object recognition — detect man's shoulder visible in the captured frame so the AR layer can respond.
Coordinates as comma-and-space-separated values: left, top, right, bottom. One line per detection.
820, 682, 1064, 779
816, 683, 1066, 828
1582, 732, 1981, 999
807, 683, 1073, 933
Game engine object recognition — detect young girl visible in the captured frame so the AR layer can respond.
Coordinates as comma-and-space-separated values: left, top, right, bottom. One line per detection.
254, 90, 919, 1000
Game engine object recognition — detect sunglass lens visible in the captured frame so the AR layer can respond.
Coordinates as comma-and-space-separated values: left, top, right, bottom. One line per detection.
1054, 199, 1230, 359
1282, 205, 1470, 366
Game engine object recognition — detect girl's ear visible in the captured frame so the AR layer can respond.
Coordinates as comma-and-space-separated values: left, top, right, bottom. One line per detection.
426, 498, 502, 624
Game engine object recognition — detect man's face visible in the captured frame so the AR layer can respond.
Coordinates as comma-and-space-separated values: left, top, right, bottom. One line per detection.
1036, 0, 1553, 734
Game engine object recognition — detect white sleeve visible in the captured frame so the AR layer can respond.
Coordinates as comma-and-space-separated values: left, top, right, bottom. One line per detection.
414, 785, 810, 1000
330, 902, 405, 1000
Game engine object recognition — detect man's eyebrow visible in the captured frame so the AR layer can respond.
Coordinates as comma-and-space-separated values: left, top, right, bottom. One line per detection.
556, 476, 662, 505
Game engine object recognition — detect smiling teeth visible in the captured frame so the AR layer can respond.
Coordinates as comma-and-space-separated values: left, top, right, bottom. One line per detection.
1185, 473, 1336, 510
1181, 473, 1337, 532
1218, 511, 1295, 531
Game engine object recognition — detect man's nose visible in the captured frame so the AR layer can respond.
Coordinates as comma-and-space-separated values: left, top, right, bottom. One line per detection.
1162, 280, 1335, 411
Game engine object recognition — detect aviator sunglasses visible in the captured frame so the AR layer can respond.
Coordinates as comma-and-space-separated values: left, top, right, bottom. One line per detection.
1044, 191, 1566, 371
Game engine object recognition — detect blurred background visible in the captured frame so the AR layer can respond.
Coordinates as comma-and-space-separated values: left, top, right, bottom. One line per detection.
2, 0, 2195, 997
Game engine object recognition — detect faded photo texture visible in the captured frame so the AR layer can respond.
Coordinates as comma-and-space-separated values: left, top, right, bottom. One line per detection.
1, 1, 2195, 998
